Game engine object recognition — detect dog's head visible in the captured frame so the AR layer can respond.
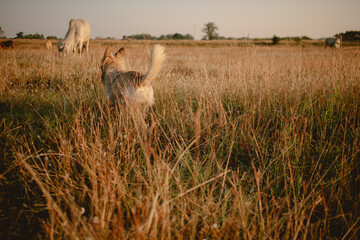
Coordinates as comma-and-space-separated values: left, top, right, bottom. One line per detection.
100, 47, 126, 73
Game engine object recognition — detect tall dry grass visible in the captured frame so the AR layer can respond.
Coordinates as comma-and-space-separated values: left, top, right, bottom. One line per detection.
1, 40, 360, 239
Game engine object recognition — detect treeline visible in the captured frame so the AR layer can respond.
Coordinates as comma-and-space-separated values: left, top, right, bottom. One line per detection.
11, 30, 360, 42
337, 31, 360, 41
122, 33, 194, 40
281, 36, 312, 41
15, 32, 58, 40
249, 36, 312, 41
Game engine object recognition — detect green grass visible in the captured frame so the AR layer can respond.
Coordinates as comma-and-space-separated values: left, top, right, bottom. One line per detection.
1, 40, 360, 239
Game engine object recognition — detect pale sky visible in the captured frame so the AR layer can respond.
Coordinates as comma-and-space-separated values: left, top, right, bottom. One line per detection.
0, 0, 359, 40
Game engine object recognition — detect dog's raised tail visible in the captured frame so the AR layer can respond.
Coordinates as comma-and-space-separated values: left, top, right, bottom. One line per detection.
141, 45, 166, 85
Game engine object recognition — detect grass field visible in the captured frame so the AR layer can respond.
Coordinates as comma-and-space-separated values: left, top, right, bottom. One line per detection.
1, 39, 360, 239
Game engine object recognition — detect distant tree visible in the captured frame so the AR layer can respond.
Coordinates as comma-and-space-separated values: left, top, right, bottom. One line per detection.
47, 36, 58, 40
301, 35, 312, 40
24, 34, 33, 39
184, 34, 194, 40
293, 36, 301, 42
171, 33, 194, 40
272, 35, 280, 45
281, 36, 312, 42
131, 33, 156, 40
0, 27, 4, 38
202, 22, 219, 40
16, 31, 24, 39
16, 31, 44, 39
337, 31, 360, 41
31, 33, 44, 39
159, 35, 167, 40
125, 33, 194, 41
122, 35, 133, 40
172, 33, 183, 40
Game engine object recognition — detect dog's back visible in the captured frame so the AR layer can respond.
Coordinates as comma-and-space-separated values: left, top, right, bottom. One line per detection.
100, 45, 166, 111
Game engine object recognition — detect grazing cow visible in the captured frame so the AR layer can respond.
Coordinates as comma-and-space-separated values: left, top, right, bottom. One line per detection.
45, 40, 52, 50
57, 19, 90, 56
325, 36, 341, 48
1, 40, 13, 49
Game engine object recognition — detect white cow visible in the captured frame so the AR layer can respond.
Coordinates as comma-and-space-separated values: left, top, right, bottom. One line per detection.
57, 19, 90, 56
325, 36, 341, 48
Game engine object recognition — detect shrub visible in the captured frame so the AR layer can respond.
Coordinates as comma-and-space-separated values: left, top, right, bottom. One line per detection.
272, 35, 280, 45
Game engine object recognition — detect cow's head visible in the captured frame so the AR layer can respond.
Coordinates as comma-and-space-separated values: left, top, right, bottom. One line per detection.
57, 41, 64, 51
57, 41, 68, 57
334, 37, 342, 48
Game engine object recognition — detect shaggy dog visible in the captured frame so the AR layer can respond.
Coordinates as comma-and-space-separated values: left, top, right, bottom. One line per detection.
100, 45, 166, 112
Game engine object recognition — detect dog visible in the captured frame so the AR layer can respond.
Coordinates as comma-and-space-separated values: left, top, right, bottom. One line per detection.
100, 45, 166, 113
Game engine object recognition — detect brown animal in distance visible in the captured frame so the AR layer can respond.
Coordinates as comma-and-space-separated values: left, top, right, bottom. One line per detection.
1, 40, 13, 49
45, 40, 52, 50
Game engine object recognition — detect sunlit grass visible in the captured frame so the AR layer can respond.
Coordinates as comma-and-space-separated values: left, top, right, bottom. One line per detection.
1, 40, 360, 239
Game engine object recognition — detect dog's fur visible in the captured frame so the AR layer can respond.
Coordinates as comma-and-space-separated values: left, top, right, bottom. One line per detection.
100, 45, 166, 112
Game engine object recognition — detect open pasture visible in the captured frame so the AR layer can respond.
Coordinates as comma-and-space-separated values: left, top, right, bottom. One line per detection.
1, 39, 360, 239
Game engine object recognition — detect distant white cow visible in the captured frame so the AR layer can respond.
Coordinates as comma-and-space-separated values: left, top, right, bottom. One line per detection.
325, 36, 341, 48
45, 40, 52, 50
57, 19, 90, 57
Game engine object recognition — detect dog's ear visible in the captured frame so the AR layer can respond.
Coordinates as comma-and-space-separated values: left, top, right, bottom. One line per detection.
101, 48, 114, 66
115, 47, 125, 57
104, 48, 112, 58
103, 48, 114, 61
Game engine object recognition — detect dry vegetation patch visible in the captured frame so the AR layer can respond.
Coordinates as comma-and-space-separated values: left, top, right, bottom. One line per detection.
1, 40, 360, 239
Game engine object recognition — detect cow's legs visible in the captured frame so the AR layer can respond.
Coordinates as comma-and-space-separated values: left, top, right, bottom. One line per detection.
78, 40, 83, 54
85, 40, 89, 53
